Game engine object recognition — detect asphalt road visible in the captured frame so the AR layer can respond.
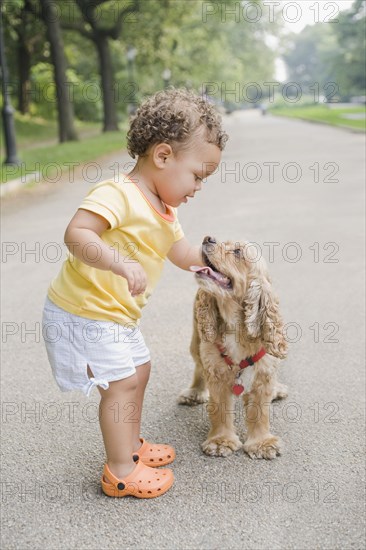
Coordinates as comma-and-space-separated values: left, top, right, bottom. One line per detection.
1, 110, 365, 550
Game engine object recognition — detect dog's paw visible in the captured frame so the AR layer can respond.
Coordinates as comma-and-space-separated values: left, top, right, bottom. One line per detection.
202, 435, 243, 457
177, 388, 209, 406
243, 435, 281, 459
271, 383, 288, 401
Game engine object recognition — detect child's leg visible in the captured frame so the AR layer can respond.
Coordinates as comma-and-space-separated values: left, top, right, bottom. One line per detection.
93, 369, 139, 479
131, 361, 151, 450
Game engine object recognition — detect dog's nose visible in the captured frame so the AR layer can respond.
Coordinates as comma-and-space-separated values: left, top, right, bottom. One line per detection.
203, 236, 216, 245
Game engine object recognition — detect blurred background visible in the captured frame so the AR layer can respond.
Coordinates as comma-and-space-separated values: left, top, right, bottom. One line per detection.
1, 5, 365, 548
1, 0, 365, 184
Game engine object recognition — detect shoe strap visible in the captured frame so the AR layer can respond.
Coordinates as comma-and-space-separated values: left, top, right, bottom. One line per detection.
136, 437, 147, 455
103, 460, 144, 489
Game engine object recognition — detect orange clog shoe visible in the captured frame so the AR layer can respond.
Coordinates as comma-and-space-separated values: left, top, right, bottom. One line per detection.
133, 437, 176, 467
101, 458, 174, 499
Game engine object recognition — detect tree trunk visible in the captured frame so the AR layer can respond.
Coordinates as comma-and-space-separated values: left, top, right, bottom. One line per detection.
94, 32, 119, 132
17, 34, 31, 114
39, 0, 77, 142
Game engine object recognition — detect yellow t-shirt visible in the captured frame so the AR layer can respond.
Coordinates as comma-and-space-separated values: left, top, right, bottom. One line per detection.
47, 175, 184, 325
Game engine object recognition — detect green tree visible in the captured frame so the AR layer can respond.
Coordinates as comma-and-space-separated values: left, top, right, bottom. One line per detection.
332, 0, 366, 97
123, 0, 278, 104
62, 0, 139, 131
2, 0, 44, 114
2, 0, 282, 135
282, 23, 337, 90
282, 0, 365, 100
37, 0, 77, 141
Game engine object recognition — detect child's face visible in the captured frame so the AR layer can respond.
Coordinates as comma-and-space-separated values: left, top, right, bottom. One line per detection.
155, 139, 222, 207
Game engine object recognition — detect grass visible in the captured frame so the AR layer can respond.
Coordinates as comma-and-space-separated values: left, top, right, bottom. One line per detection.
0, 112, 104, 148
269, 104, 366, 131
1, 113, 128, 184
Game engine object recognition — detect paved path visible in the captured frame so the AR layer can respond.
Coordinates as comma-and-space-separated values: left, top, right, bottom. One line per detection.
1, 111, 365, 549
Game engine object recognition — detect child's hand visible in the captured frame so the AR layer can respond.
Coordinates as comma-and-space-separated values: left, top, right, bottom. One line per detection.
110, 259, 147, 297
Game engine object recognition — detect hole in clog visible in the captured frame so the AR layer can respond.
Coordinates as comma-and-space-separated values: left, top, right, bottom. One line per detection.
157, 488, 161, 491
138, 490, 142, 494
148, 491, 152, 494
167, 455, 171, 458
159, 458, 163, 461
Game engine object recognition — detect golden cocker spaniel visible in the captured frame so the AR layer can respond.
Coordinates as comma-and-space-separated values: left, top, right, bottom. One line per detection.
178, 236, 288, 459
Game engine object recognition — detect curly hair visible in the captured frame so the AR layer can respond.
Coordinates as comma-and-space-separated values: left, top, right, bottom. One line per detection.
127, 88, 229, 159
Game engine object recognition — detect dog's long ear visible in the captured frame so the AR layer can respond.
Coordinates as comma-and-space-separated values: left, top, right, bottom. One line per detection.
244, 275, 288, 359
244, 279, 264, 339
195, 290, 221, 345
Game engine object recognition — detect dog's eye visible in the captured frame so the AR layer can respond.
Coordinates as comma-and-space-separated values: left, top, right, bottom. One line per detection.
233, 248, 241, 256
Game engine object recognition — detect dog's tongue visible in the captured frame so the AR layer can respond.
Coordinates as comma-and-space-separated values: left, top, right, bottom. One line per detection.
189, 265, 230, 286
190, 265, 217, 277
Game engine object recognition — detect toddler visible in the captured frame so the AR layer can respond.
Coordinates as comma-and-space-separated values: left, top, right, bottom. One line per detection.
42, 88, 228, 498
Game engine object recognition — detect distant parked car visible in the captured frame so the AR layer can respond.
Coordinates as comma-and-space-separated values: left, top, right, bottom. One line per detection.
351, 96, 366, 105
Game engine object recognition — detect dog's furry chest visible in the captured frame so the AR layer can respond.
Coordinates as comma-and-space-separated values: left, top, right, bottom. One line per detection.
222, 333, 255, 393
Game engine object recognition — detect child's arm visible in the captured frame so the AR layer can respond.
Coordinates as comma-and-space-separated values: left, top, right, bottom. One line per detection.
64, 209, 147, 296
167, 237, 205, 271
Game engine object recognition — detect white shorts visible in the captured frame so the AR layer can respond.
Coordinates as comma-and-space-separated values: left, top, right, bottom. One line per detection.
42, 296, 150, 397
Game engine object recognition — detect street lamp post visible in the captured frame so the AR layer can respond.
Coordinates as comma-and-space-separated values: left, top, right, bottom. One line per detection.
0, 8, 20, 165
126, 46, 137, 116
162, 68, 171, 89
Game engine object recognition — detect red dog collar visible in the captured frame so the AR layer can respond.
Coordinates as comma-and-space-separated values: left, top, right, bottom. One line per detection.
216, 343, 266, 395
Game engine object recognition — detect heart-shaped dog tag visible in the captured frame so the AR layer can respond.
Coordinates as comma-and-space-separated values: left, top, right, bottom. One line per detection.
232, 384, 244, 396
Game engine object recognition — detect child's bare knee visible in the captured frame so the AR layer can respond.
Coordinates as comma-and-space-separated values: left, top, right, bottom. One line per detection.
101, 373, 138, 397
